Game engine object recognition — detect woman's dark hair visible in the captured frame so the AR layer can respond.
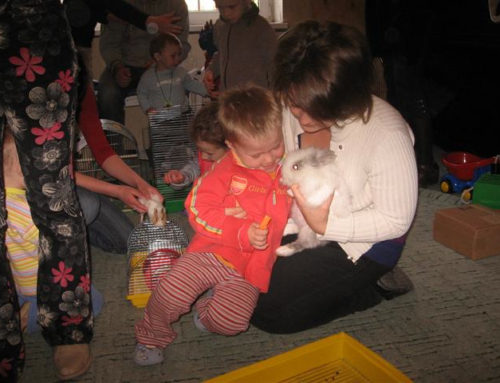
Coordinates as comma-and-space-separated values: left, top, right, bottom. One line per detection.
273, 20, 374, 124
190, 101, 227, 149
149, 33, 182, 59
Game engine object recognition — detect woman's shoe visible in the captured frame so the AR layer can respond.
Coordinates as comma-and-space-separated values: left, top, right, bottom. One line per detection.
376, 266, 414, 300
53, 344, 92, 380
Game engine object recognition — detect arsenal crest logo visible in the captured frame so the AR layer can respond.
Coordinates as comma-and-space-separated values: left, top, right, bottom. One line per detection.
230, 175, 248, 195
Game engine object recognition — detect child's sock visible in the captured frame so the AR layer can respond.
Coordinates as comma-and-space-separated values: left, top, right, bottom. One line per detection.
134, 344, 164, 366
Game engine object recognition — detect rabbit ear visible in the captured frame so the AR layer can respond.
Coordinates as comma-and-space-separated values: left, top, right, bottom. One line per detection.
311, 149, 337, 168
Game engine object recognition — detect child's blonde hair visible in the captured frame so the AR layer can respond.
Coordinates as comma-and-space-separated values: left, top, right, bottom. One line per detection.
218, 85, 282, 144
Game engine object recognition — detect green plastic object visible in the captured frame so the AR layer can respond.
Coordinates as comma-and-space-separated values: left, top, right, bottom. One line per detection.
157, 183, 190, 213
473, 173, 500, 209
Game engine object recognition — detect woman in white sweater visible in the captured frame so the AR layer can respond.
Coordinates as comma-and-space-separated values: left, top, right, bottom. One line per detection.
251, 20, 419, 333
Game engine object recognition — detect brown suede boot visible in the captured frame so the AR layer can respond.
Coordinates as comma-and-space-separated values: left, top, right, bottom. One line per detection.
53, 344, 92, 380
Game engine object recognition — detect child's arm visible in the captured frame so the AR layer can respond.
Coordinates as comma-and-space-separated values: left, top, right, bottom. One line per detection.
182, 69, 208, 98
185, 166, 255, 252
163, 157, 200, 190
136, 70, 154, 114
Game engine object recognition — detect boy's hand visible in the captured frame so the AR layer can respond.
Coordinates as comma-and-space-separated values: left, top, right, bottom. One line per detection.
224, 206, 247, 219
163, 170, 185, 184
248, 223, 269, 250
203, 70, 219, 98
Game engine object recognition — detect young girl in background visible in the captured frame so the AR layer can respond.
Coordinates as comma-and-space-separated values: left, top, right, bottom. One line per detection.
2, 128, 106, 335
163, 101, 227, 189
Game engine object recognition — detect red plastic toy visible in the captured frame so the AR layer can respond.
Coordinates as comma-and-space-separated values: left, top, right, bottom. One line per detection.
440, 152, 495, 200
441, 152, 495, 181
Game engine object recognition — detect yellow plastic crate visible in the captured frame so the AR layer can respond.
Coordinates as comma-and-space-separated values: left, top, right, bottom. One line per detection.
205, 332, 412, 383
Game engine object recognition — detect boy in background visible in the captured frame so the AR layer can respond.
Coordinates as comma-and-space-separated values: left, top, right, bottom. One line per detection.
134, 85, 291, 366
203, 0, 278, 97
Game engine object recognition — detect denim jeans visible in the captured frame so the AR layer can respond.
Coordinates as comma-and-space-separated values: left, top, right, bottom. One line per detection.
97, 66, 145, 124
77, 187, 135, 254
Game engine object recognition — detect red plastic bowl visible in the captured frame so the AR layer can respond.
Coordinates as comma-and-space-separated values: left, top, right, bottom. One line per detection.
441, 152, 494, 181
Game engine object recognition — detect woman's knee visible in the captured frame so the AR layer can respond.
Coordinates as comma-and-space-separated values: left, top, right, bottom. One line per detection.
77, 187, 100, 225
251, 306, 293, 334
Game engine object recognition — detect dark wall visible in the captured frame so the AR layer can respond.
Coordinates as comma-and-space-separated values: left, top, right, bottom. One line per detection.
426, 2, 500, 157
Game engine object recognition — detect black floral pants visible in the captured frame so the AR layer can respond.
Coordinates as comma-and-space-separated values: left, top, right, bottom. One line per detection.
0, 1, 92, 381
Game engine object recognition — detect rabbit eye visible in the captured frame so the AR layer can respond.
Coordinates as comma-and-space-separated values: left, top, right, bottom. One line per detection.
292, 164, 299, 170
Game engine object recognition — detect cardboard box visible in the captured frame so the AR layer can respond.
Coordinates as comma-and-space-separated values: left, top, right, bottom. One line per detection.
433, 204, 500, 260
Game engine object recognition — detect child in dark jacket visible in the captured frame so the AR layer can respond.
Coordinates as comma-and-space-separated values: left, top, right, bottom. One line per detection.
203, 0, 278, 97
134, 85, 291, 366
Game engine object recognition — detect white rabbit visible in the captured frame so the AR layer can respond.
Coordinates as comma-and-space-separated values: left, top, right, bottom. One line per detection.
276, 147, 352, 257
138, 194, 167, 227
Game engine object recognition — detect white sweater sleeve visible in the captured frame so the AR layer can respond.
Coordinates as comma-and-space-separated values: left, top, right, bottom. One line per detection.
321, 129, 418, 244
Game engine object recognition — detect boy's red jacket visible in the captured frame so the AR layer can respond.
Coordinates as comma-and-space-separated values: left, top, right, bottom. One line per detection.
185, 151, 291, 292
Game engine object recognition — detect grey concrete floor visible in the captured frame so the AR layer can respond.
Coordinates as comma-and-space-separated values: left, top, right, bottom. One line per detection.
19, 146, 500, 383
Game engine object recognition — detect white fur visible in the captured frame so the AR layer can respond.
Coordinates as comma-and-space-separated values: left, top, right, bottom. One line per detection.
138, 194, 167, 227
276, 147, 352, 257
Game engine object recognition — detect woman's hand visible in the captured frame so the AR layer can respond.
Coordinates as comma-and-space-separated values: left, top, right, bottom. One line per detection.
113, 185, 148, 213
136, 180, 163, 204
248, 223, 269, 250
290, 184, 333, 235
146, 12, 182, 35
